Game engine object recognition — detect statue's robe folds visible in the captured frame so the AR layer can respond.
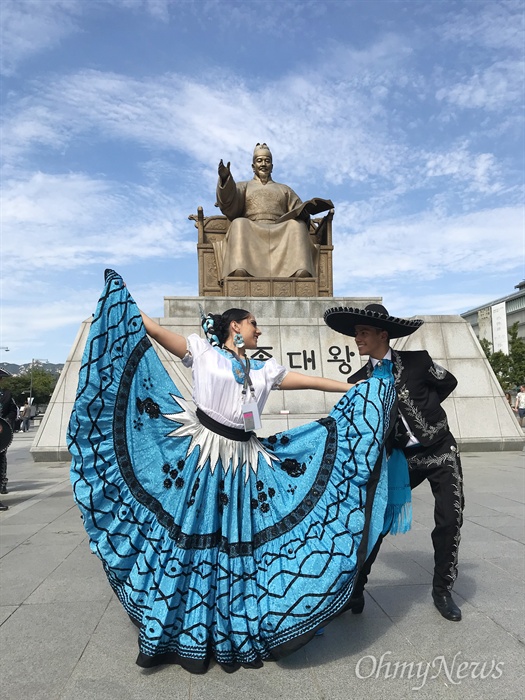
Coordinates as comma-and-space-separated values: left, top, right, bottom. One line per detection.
214, 176, 319, 279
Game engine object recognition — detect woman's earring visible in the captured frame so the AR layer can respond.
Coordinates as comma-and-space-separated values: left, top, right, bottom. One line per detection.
234, 333, 245, 348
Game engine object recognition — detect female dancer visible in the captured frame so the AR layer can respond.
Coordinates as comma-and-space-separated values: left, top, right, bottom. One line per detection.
68, 270, 407, 673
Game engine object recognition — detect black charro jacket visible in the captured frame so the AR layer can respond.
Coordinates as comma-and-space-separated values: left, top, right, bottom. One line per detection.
348, 349, 457, 448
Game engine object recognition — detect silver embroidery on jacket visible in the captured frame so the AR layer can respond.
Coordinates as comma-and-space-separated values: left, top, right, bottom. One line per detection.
391, 351, 448, 440
392, 351, 404, 385
398, 387, 448, 439
430, 362, 447, 380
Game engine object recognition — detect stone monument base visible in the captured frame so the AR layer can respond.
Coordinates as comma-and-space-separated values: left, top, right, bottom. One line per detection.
221, 276, 326, 298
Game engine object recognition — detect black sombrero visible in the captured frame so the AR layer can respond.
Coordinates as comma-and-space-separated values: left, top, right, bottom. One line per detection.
324, 303, 424, 338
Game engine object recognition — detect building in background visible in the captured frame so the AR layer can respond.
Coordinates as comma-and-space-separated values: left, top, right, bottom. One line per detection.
462, 281, 525, 353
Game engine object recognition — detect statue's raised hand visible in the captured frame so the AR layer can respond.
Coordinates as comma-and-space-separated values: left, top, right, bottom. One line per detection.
218, 159, 231, 184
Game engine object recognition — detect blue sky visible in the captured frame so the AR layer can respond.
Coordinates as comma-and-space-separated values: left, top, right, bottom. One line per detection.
1, 0, 524, 364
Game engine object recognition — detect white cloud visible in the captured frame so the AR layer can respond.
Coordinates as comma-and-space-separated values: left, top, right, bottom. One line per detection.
333, 205, 524, 294
436, 60, 525, 112
0, 0, 84, 76
424, 145, 503, 194
1, 276, 198, 363
439, 0, 524, 53
128, 0, 171, 23
0, 0, 186, 76
1, 171, 194, 277
0, 0, 334, 79
0, 30, 417, 182
2, 61, 507, 199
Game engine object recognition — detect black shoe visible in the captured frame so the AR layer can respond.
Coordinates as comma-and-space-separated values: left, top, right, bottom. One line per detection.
0, 502, 8, 511
432, 592, 461, 621
349, 594, 365, 614
0, 485, 7, 495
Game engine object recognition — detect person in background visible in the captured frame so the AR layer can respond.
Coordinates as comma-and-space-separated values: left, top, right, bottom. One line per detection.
513, 385, 525, 427
20, 399, 32, 432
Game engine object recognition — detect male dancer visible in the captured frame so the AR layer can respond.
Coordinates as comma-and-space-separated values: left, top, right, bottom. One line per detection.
324, 304, 464, 621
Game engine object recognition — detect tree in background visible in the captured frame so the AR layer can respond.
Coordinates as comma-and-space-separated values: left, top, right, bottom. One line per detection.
480, 323, 525, 391
1, 367, 58, 408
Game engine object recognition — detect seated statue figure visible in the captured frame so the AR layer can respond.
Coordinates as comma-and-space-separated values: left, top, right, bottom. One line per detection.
214, 143, 330, 281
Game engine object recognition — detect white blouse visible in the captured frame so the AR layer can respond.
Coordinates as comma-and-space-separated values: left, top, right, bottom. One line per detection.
183, 334, 287, 429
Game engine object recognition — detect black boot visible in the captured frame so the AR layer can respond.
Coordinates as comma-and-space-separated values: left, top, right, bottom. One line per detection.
349, 594, 365, 614
432, 591, 462, 621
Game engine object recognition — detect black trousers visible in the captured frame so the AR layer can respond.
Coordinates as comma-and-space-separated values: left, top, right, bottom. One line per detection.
354, 432, 464, 597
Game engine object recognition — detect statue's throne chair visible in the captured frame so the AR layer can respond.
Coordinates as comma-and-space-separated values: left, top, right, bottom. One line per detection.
190, 207, 334, 297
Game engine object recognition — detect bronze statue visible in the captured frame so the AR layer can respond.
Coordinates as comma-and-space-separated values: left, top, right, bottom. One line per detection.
213, 143, 332, 281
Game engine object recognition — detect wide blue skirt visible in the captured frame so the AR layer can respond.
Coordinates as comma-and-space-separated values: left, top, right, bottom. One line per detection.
68, 271, 398, 673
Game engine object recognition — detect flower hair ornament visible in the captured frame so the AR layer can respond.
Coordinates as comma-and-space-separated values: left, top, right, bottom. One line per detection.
199, 304, 220, 347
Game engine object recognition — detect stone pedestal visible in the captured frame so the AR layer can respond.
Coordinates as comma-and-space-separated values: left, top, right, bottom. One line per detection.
31, 296, 524, 462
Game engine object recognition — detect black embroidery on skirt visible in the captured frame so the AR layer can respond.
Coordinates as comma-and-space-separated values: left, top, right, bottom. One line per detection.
114, 337, 339, 556
161, 461, 181, 485
187, 477, 200, 507
280, 459, 306, 478
218, 478, 229, 512
250, 478, 277, 514
263, 433, 290, 452
136, 397, 160, 418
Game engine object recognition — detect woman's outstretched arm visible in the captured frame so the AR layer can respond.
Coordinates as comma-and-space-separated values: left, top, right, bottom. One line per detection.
280, 371, 353, 393
140, 312, 188, 359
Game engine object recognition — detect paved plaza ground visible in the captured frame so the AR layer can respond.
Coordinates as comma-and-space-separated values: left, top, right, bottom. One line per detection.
0, 431, 524, 700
